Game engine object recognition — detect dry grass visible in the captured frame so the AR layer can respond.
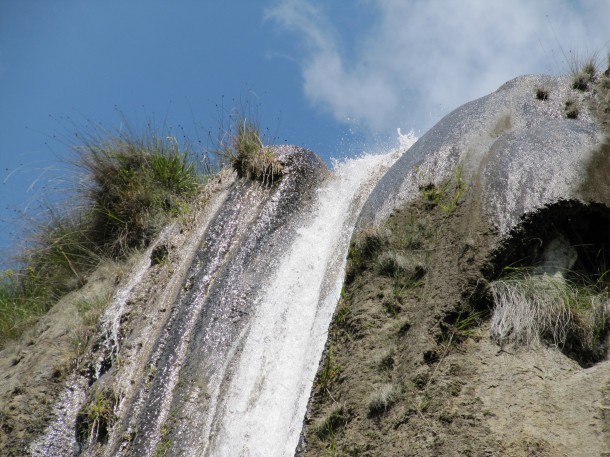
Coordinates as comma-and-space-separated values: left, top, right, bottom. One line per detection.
489, 273, 610, 361
490, 275, 573, 346
367, 383, 399, 417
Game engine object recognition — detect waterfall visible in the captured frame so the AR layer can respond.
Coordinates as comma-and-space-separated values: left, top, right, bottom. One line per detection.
27, 135, 417, 457
206, 145, 414, 456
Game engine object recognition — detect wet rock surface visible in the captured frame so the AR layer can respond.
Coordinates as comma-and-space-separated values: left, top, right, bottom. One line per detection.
3, 146, 331, 457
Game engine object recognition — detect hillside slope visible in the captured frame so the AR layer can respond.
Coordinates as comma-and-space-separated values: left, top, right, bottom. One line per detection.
299, 195, 610, 456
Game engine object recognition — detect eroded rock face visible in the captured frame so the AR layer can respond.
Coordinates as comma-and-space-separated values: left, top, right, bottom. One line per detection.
359, 74, 603, 238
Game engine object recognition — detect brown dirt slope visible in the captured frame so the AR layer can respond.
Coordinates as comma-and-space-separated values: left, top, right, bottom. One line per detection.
298, 184, 610, 456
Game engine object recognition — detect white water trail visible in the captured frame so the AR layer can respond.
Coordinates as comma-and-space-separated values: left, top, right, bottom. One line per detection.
207, 136, 416, 457
28, 234, 164, 456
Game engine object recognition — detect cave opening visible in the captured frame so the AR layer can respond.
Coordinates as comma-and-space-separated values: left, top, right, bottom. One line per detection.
485, 200, 610, 367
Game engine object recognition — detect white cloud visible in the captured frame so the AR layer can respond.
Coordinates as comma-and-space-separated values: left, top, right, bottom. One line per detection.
268, 0, 610, 133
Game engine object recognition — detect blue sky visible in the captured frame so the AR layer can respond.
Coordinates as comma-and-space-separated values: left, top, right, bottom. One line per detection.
1, 0, 609, 255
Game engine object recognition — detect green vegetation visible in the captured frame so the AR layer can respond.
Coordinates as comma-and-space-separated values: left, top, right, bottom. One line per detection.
317, 348, 341, 391
376, 251, 426, 283
418, 166, 465, 213
345, 226, 389, 282
572, 58, 597, 91
333, 290, 358, 340
77, 388, 118, 445
441, 309, 487, 345
219, 115, 283, 186
0, 127, 206, 346
76, 131, 201, 253
154, 422, 171, 457
314, 404, 347, 440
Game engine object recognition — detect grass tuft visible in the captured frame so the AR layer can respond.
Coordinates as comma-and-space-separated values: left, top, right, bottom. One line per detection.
489, 272, 610, 363
572, 58, 597, 91
376, 251, 426, 280
76, 132, 201, 254
314, 404, 347, 440
367, 383, 398, 417
418, 166, 465, 213
219, 116, 283, 186
317, 348, 341, 391
77, 388, 118, 446
345, 226, 389, 282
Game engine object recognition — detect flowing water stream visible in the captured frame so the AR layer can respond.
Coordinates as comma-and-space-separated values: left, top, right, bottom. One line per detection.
205, 149, 411, 456
29, 135, 416, 457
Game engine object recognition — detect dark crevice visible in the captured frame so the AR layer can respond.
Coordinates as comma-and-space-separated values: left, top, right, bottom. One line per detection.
484, 200, 610, 366
488, 200, 610, 281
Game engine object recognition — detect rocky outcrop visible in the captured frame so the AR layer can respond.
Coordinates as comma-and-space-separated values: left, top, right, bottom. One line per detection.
359, 74, 602, 237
